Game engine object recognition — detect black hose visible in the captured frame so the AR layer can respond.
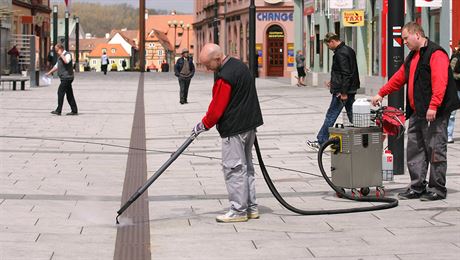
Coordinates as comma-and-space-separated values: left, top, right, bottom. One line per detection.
254, 136, 398, 215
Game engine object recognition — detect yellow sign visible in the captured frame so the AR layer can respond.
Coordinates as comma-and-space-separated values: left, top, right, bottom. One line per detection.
268, 31, 284, 38
342, 10, 364, 27
256, 43, 263, 66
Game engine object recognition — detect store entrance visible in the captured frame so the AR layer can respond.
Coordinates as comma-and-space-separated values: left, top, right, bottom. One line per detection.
266, 25, 284, 77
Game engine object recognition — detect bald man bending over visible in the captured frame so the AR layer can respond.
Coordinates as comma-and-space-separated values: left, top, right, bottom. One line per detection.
192, 43, 264, 222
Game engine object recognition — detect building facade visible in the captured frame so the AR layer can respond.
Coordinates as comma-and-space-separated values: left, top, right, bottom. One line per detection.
194, 0, 295, 77
87, 43, 130, 72
145, 13, 195, 71
293, 0, 457, 91
2, 0, 51, 73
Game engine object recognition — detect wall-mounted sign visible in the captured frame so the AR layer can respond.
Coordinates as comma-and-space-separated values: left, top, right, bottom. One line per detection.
264, 0, 283, 4
257, 12, 293, 22
287, 43, 294, 67
304, 0, 315, 15
415, 0, 442, 7
21, 16, 33, 24
256, 43, 263, 67
330, 0, 353, 9
392, 26, 403, 48
342, 10, 364, 27
268, 31, 285, 39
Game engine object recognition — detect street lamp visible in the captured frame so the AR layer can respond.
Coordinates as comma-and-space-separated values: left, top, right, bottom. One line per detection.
185, 23, 191, 51
52, 5, 58, 64
64, 11, 69, 51
74, 16, 79, 72
168, 19, 184, 61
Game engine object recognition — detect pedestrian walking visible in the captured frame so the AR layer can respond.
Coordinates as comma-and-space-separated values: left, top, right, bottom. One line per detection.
7, 45, 19, 74
121, 59, 127, 71
295, 50, 307, 86
193, 43, 264, 223
306, 32, 360, 149
46, 43, 78, 116
371, 22, 460, 201
447, 41, 460, 143
101, 51, 109, 75
174, 48, 195, 104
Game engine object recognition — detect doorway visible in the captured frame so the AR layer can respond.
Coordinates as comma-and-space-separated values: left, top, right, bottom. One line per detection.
266, 25, 284, 77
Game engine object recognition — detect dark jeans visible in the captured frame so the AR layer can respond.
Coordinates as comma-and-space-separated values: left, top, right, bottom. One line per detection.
316, 94, 355, 144
56, 79, 78, 113
179, 78, 191, 103
406, 114, 448, 197
101, 64, 108, 75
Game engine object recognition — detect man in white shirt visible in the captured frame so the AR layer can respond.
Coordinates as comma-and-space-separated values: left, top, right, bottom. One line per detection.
46, 43, 78, 115
101, 51, 109, 75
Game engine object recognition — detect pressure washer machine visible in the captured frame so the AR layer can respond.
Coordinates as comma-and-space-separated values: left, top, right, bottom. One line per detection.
329, 125, 385, 198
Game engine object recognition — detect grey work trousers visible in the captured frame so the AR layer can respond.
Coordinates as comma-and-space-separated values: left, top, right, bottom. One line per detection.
406, 114, 449, 197
222, 130, 257, 213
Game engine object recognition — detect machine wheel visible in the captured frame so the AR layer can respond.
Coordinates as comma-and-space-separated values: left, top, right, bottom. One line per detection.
360, 187, 370, 196
351, 188, 361, 199
376, 187, 385, 198
336, 187, 346, 198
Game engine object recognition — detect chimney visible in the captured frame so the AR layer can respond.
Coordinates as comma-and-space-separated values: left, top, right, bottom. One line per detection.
105, 33, 110, 39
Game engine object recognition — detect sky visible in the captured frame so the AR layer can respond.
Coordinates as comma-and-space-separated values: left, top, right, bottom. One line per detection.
50, 0, 194, 14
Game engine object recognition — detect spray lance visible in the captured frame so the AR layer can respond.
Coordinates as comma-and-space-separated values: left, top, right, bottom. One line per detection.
116, 132, 198, 224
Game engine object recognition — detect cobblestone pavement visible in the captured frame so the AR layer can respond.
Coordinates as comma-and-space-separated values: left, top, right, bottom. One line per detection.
1, 72, 459, 259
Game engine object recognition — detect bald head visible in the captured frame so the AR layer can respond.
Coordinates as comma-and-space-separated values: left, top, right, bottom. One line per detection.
199, 43, 224, 72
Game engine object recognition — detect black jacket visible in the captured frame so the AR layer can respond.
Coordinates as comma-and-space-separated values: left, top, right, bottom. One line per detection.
174, 57, 195, 79
451, 52, 460, 91
216, 57, 264, 138
404, 40, 460, 119
330, 42, 360, 95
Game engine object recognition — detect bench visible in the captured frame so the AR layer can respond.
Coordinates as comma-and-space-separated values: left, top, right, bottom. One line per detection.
0, 76, 29, 91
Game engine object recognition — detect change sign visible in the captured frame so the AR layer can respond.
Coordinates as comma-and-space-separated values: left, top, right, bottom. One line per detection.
342, 10, 364, 27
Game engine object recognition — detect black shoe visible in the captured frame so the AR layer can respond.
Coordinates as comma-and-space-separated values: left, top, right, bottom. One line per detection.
66, 111, 78, 115
51, 110, 61, 115
398, 189, 424, 200
420, 191, 445, 201
180, 101, 185, 104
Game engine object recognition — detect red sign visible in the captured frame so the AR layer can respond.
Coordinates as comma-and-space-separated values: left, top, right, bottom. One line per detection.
21, 16, 33, 24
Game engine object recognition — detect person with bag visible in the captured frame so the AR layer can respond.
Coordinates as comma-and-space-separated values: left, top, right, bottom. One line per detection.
101, 51, 109, 75
447, 41, 460, 143
45, 43, 78, 116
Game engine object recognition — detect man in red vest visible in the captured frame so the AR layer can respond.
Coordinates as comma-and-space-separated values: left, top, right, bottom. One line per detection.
372, 22, 460, 201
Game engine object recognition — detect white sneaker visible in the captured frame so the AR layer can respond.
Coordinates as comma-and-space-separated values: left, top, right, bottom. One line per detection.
306, 140, 320, 151
247, 209, 260, 219
216, 211, 248, 223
